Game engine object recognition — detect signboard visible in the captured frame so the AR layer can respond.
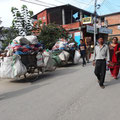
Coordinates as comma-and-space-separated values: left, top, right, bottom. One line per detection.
74, 32, 81, 45
82, 17, 92, 24
99, 27, 112, 34
86, 25, 97, 34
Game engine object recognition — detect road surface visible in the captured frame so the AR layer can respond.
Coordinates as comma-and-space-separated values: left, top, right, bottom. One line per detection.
0, 62, 120, 120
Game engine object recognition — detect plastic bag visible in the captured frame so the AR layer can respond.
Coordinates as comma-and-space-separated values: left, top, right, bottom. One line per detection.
0, 55, 27, 79
58, 52, 65, 61
45, 54, 55, 71
0, 56, 15, 78
42, 51, 50, 66
25, 35, 38, 44
63, 51, 70, 61
74, 50, 81, 64
13, 36, 23, 44
13, 36, 30, 45
59, 51, 70, 61
13, 56, 27, 77
36, 52, 44, 67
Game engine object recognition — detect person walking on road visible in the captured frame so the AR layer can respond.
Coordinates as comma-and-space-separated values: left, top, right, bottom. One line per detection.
93, 37, 110, 89
109, 37, 120, 79
86, 42, 91, 63
79, 39, 86, 67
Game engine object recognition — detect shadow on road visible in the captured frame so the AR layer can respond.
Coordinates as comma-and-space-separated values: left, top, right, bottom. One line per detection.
0, 83, 50, 101
11, 67, 79, 84
0, 67, 79, 101
104, 74, 120, 87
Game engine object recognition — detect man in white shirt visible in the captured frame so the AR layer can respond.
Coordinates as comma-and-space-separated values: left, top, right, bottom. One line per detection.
93, 37, 110, 89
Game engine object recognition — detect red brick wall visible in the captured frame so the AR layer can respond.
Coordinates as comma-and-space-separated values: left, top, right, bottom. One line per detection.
37, 10, 48, 25
106, 14, 120, 25
62, 22, 80, 30
105, 14, 120, 40
108, 26, 120, 35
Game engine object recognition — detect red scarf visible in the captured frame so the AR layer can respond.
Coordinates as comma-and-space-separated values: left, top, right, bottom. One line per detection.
112, 44, 118, 63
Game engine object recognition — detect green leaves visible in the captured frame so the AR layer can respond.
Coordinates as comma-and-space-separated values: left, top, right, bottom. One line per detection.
11, 5, 34, 36
29, 11, 33, 17
1, 27, 19, 49
37, 23, 68, 49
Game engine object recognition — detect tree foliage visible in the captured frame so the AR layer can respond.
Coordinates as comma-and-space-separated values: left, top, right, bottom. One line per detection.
11, 5, 33, 36
0, 27, 18, 49
37, 23, 69, 49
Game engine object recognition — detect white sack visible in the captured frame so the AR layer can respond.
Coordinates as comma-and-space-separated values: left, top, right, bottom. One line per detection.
59, 51, 70, 61
13, 36, 22, 44
58, 52, 65, 61
74, 50, 81, 64
25, 35, 38, 44
13, 56, 27, 77
45, 53, 55, 71
13, 36, 30, 45
63, 51, 70, 61
0, 56, 14, 79
0, 56, 27, 79
42, 51, 50, 67
36, 52, 44, 67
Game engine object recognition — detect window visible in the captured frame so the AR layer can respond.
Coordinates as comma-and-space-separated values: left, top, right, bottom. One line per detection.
43, 16, 45, 20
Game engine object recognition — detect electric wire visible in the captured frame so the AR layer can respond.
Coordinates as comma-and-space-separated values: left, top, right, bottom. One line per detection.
33, 0, 57, 7
21, 0, 52, 7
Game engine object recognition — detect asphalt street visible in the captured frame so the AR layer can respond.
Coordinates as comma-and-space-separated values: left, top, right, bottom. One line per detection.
0, 62, 120, 120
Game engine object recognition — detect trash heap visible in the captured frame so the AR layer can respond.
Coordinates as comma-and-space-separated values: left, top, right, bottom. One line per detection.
6, 35, 43, 56
52, 40, 76, 51
0, 35, 55, 79
52, 39, 80, 65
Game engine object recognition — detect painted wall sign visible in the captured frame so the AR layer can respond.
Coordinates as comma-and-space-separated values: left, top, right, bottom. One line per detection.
82, 17, 92, 24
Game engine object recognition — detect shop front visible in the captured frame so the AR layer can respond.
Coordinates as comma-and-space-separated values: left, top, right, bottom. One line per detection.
82, 25, 113, 45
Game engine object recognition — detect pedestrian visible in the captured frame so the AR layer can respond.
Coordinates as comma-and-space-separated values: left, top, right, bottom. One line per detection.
86, 42, 91, 63
93, 37, 110, 89
79, 39, 86, 67
108, 37, 120, 79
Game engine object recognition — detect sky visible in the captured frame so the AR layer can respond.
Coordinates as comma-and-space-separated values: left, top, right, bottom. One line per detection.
0, 0, 120, 27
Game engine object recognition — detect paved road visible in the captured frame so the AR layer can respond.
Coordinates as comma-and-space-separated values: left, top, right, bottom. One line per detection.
0, 62, 120, 120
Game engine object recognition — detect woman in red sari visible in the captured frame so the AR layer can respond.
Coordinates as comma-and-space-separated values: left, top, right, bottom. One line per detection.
109, 37, 120, 79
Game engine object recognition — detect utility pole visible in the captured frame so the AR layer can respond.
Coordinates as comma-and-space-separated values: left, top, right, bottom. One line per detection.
94, 0, 97, 47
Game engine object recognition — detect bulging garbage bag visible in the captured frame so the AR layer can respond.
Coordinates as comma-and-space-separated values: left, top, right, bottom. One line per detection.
74, 50, 81, 64
25, 35, 38, 44
0, 57, 14, 78
0, 55, 27, 79
36, 52, 44, 67
13, 56, 27, 77
59, 51, 70, 62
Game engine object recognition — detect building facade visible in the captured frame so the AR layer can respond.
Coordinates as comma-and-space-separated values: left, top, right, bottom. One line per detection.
33, 4, 112, 45
102, 12, 120, 40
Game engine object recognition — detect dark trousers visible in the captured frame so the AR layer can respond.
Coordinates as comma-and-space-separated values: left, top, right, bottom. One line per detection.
94, 60, 106, 86
81, 53, 86, 65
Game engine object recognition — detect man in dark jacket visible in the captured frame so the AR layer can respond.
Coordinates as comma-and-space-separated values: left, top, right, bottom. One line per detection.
79, 39, 86, 67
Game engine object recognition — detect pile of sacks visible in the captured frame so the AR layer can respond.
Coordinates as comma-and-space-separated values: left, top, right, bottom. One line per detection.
6, 35, 43, 56
52, 40, 79, 64
52, 40, 68, 50
52, 40, 76, 51
0, 50, 56, 79
36, 50, 56, 71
